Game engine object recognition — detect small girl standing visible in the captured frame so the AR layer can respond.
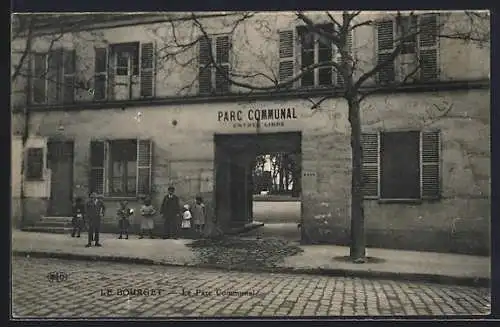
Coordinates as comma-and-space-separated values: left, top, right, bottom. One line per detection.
71, 197, 85, 238
191, 196, 207, 238
140, 197, 156, 239
117, 200, 133, 239
181, 204, 192, 239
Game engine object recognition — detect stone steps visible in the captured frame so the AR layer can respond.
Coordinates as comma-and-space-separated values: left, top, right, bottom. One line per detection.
21, 226, 73, 234
21, 216, 73, 234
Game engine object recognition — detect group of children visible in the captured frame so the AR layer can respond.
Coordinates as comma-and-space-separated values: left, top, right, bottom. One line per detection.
71, 195, 207, 240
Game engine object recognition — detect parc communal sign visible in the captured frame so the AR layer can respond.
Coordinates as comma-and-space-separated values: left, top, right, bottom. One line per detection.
217, 108, 298, 128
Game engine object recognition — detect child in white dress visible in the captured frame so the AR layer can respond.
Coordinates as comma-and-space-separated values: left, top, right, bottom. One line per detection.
181, 204, 192, 238
139, 197, 156, 239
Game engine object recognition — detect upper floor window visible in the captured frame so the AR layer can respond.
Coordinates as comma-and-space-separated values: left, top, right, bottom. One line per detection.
278, 24, 352, 89
377, 13, 439, 85
113, 43, 139, 76
361, 130, 441, 201
94, 42, 155, 101
32, 49, 75, 105
198, 35, 231, 95
298, 24, 334, 87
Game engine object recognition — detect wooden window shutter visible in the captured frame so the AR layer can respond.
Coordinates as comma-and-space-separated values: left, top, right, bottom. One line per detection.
47, 49, 63, 104
94, 47, 108, 100
33, 53, 48, 104
90, 140, 107, 195
140, 42, 155, 97
198, 36, 212, 95
278, 30, 295, 85
215, 35, 230, 94
376, 20, 395, 84
420, 130, 440, 199
361, 132, 380, 198
63, 49, 76, 103
136, 139, 153, 196
336, 29, 353, 87
418, 14, 439, 81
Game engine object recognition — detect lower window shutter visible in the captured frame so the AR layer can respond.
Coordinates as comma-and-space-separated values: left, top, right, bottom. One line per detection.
90, 140, 106, 196
421, 130, 440, 199
136, 139, 153, 196
361, 132, 380, 198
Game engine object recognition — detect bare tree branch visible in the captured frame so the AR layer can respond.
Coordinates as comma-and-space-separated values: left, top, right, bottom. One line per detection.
358, 57, 423, 102
296, 11, 341, 44
192, 13, 342, 91
11, 16, 35, 82
325, 12, 342, 30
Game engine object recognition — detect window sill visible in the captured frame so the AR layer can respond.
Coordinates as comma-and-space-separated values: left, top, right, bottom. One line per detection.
102, 196, 138, 201
377, 199, 423, 205
298, 85, 335, 90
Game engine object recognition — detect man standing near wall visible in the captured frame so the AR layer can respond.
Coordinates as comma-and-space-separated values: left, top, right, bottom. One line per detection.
85, 192, 106, 247
160, 186, 181, 239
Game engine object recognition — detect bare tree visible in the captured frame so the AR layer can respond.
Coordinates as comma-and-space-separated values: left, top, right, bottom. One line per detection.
155, 10, 489, 261
11, 11, 489, 260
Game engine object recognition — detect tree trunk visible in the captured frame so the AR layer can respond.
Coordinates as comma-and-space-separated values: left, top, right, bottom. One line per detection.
348, 97, 366, 262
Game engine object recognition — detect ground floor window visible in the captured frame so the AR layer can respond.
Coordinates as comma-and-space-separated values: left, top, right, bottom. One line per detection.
26, 147, 44, 180
90, 139, 153, 197
361, 130, 440, 201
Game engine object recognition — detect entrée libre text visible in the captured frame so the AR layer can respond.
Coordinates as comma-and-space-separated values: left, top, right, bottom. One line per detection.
217, 108, 298, 122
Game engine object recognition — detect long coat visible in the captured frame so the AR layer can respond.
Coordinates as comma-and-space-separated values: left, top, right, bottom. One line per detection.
160, 194, 181, 221
85, 199, 106, 224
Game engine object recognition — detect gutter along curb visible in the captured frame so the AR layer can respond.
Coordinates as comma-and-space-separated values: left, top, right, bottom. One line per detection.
12, 250, 490, 288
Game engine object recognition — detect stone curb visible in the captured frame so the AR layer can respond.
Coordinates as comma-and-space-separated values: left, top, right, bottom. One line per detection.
12, 250, 490, 288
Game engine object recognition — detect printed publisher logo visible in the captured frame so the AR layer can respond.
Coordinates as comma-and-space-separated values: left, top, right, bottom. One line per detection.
47, 271, 68, 282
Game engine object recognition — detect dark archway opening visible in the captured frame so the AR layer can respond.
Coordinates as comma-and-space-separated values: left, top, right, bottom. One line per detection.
214, 132, 302, 240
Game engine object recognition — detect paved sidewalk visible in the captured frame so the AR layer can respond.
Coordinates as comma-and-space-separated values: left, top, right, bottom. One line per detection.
11, 230, 490, 287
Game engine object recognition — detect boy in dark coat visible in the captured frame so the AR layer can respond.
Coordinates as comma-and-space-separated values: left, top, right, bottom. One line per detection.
160, 186, 181, 239
71, 197, 85, 238
85, 192, 106, 247
117, 200, 133, 239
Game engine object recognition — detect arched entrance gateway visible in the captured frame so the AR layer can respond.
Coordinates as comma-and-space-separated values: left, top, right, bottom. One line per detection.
214, 132, 302, 234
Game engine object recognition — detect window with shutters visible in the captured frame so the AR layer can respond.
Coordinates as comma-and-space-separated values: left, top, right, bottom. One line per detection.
361, 130, 441, 201
94, 41, 155, 101
298, 24, 335, 87
26, 148, 44, 180
90, 139, 153, 197
32, 49, 76, 104
278, 24, 352, 88
198, 35, 231, 95
376, 13, 439, 84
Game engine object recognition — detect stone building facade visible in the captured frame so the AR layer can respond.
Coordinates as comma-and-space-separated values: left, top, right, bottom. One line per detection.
11, 12, 490, 254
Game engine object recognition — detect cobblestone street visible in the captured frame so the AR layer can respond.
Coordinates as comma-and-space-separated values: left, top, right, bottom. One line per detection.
12, 256, 490, 318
